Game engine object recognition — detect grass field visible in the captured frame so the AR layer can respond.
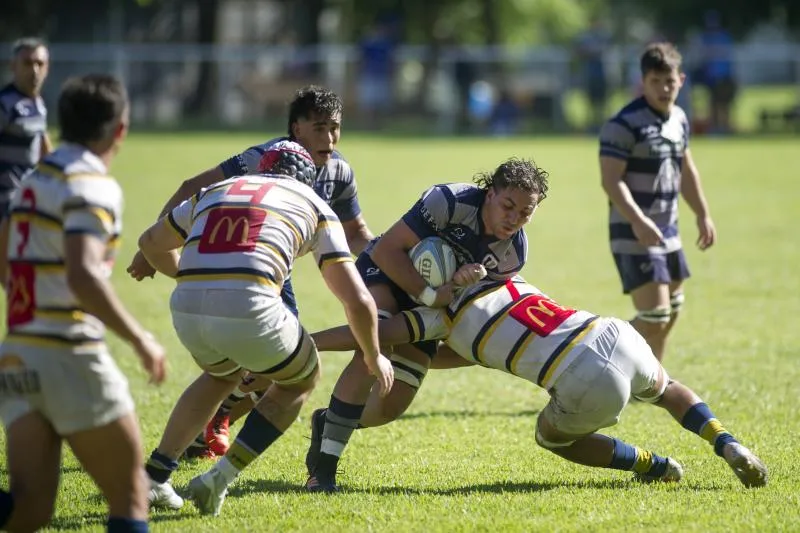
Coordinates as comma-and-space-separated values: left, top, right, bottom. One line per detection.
2, 133, 799, 532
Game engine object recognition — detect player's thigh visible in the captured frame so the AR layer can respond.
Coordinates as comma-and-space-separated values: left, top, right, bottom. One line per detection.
5, 410, 62, 522
66, 412, 147, 511
540, 349, 630, 440
629, 281, 671, 311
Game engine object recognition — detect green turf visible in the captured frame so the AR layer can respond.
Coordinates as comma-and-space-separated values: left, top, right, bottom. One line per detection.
2, 133, 798, 532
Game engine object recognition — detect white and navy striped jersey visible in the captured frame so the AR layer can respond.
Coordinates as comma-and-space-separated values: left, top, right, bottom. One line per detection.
599, 97, 690, 255
4, 144, 122, 349
401, 183, 527, 279
219, 137, 361, 222
167, 174, 352, 294
0, 83, 48, 191
401, 277, 603, 390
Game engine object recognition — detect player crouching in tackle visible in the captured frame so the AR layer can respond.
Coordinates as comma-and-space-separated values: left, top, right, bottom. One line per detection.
313, 272, 767, 489
301, 158, 548, 492
138, 141, 393, 516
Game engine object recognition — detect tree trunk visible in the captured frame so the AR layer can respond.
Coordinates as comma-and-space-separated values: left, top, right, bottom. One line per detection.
183, 0, 219, 115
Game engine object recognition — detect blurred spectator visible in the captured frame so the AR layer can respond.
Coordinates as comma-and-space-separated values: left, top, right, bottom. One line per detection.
357, 21, 396, 130
574, 18, 611, 132
489, 88, 520, 137
696, 11, 737, 134
453, 44, 477, 135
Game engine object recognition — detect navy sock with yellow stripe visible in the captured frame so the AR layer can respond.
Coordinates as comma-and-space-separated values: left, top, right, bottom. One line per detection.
608, 438, 668, 478
226, 410, 283, 471
681, 402, 738, 457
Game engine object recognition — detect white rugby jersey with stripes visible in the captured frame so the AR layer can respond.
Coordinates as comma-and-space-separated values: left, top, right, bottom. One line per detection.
400, 277, 605, 390
167, 174, 353, 293
4, 143, 122, 350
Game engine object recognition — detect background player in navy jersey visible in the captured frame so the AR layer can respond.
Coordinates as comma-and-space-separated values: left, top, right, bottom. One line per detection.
127, 85, 375, 458
303, 158, 549, 492
599, 43, 716, 362
0, 38, 52, 219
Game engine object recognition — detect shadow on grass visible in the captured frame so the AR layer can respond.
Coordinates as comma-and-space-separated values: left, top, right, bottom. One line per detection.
398, 409, 540, 421
48, 510, 186, 531
0, 465, 84, 476
224, 476, 655, 499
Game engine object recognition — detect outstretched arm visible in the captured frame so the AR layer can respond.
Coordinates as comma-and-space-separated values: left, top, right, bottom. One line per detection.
312, 313, 413, 353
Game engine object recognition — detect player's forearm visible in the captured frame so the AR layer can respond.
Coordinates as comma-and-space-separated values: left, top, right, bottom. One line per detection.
312, 325, 361, 352
67, 269, 147, 345
602, 179, 650, 225
140, 249, 179, 278
40, 132, 53, 159
680, 172, 710, 219
371, 242, 428, 300
342, 295, 382, 362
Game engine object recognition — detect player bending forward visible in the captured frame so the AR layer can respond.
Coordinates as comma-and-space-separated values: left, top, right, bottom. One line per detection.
138, 141, 393, 516
313, 270, 767, 488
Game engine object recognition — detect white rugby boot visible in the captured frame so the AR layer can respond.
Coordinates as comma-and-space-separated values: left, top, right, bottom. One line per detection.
148, 478, 184, 510
634, 457, 684, 483
723, 442, 768, 488
187, 469, 229, 516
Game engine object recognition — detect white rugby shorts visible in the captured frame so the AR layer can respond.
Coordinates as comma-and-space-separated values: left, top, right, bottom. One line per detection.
0, 341, 135, 435
170, 288, 318, 384
541, 318, 666, 436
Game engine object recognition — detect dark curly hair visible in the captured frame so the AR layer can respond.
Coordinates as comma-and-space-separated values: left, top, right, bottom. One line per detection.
473, 157, 549, 202
287, 85, 343, 137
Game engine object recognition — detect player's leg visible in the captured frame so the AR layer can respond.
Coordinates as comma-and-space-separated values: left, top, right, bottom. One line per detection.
187, 323, 320, 515
145, 371, 242, 496
202, 278, 298, 455
305, 283, 398, 490
620, 319, 766, 487
629, 281, 672, 362
146, 308, 244, 509
359, 341, 435, 427
660, 249, 691, 348
613, 253, 672, 362
0, 410, 62, 532
67, 413, 150, 530
534, 320, 682, 482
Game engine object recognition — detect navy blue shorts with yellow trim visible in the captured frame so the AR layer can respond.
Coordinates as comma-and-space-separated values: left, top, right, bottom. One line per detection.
612, 249, 691, 294
355, 250, 438, 358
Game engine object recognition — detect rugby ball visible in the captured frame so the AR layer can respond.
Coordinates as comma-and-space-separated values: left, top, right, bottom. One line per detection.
409, 237, 458, 288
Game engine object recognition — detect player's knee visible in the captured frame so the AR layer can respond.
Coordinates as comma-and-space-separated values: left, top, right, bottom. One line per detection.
391, 355, 428, 391
633, 307, 671, 335
633, 367, 670, 403
534, 416, 575, 451
669, 292, 685, 315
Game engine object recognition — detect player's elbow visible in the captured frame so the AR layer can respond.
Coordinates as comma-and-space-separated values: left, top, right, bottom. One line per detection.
345, 287, 377, 318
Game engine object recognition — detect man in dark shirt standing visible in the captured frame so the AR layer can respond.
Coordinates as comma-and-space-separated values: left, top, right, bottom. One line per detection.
0, 38, 51, 218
